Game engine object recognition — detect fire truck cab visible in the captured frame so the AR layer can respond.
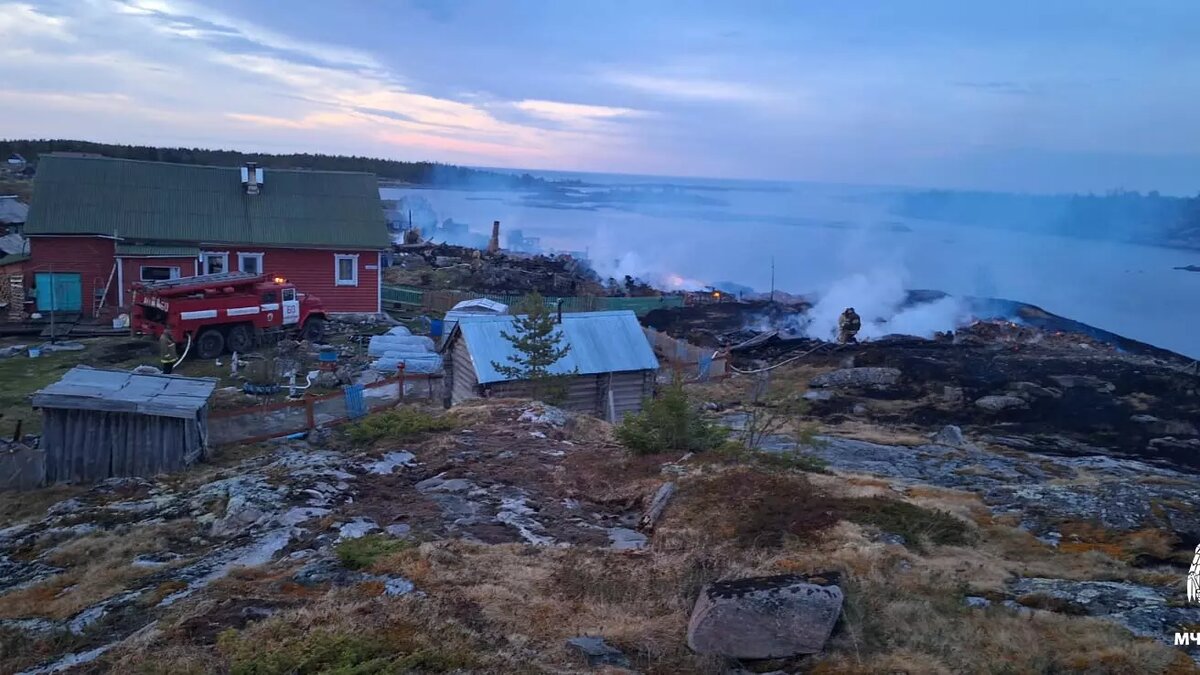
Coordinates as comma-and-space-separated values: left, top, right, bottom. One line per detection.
131, 272, 327, 360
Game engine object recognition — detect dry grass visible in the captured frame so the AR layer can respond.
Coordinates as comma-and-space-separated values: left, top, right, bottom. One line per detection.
0, 484, 87, 525
0, 521, 195, 621
820, 577, 1190, 674
90, 465, 1194, 675
16, 398, 1195, 673
819, 420, 932, 447
669, 467, 975, 552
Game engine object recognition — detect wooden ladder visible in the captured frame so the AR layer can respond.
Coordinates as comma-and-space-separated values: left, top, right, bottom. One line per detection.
93, 262, 117, 316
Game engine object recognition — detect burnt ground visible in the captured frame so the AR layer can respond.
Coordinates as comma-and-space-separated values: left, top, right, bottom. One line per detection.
645, 299, 1200, 470
792, 339, 1200, 470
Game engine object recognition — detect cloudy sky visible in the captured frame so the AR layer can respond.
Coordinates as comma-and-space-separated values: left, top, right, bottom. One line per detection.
1, 0, 1196, 193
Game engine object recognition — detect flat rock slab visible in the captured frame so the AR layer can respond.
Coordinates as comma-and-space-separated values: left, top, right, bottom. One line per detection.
809, 367, 901, 389
975, 395, 1029, 411
688, 574, 843, 659
1009, 577, 1200, 640
566, 636, 631, 668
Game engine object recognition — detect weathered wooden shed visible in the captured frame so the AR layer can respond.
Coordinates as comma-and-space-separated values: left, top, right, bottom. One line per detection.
442, 310, 659, 421
32, 366, 217, 483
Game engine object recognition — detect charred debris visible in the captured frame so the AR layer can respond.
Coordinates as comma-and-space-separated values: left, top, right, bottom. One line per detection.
644, 290, 1195, 368
388, 241, 665, 298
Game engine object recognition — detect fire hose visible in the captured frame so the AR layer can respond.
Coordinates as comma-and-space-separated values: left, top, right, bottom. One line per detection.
170, 333, 193, 371
726, 341, 838, 375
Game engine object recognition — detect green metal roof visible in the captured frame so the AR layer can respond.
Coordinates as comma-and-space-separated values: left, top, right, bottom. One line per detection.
115, 243, 200, 257
0, 253, 29, 266
25, 155, 390, 249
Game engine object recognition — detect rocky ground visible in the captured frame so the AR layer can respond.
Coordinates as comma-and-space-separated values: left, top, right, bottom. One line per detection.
2, 324, 1200, 672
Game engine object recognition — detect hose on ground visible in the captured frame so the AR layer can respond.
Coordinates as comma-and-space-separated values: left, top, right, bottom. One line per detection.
726, 341, 840, 375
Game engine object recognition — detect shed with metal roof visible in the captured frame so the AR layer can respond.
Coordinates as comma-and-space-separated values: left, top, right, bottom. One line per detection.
442, 310, 659, 421
0, 196, 27, 226
32, 366, 218, 484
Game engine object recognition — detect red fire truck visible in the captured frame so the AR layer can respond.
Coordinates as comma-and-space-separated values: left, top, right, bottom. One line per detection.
131, 272, 327, 360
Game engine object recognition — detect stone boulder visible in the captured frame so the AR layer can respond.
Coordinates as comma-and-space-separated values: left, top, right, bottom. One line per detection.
974, 395, 1028, 412
931, 425, 966, 448
1131, 416, 1198, 436
314, 371, 340, 389
1149, 437, 1200, 453
687, 574, 843, 659
1007, 381, 1062, 400
809, 367, 901, 389
1049, 375, 1115, 393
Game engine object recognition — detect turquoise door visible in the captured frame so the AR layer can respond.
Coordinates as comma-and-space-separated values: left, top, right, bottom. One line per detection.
34, 272, 82, 312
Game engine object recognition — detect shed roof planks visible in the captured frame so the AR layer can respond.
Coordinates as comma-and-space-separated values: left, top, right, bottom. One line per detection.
32, 366, 218, 419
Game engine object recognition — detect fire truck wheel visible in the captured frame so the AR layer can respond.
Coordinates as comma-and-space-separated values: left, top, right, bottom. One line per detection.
227, 324, 253, 353
301, 317, 326, 342
196, 329, 225, 360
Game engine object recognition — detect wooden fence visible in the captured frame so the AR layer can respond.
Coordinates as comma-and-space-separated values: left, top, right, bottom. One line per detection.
207, 369, 443, 446
642, 326, 727, 380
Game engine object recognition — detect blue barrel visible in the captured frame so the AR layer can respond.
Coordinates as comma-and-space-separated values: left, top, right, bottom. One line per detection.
318, 348, 338, 364
430, 319, 444, 338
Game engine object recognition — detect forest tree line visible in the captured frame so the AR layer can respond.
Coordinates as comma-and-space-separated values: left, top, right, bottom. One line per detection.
894, 188, 1200, 250
0, 139, 551, 189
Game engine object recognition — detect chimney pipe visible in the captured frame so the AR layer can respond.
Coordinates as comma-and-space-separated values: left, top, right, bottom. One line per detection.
487, 220, 500, 254
242, 161, 261, 195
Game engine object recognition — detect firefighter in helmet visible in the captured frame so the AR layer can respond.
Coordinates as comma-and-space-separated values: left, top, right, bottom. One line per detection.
158, 331, 177, 374
838, 307, 862, 344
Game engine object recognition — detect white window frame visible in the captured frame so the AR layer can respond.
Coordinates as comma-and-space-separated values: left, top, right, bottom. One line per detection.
139, 265, 181, 282
201, 251, 229, 275
238, 252, 264, 275
335, 253, 359, 286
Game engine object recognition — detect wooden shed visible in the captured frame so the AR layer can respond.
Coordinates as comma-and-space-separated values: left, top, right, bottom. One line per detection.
32, 366, 217, 484
442, 310, 659, 421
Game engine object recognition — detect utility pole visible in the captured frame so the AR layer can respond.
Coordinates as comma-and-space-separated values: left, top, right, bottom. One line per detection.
770, 257, 775, 304
48, 262, 56, 344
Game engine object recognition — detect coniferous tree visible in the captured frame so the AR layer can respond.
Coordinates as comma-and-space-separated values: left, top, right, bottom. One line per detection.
491, 292, 573, 403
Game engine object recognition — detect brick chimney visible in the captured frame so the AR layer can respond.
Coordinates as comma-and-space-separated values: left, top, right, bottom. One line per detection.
487, 220, 500, 254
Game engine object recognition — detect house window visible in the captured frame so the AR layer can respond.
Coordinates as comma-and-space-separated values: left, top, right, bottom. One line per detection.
335, 254, 358, 286
202, 252, 228, 275
140, 266, 180, 282
238, 252, 264, 275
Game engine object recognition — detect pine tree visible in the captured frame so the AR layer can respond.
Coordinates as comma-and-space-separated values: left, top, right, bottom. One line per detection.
491, 292, 573, 402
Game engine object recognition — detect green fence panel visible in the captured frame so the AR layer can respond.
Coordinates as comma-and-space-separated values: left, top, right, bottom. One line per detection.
382, 285, 425, 307
383, 284, 682, 316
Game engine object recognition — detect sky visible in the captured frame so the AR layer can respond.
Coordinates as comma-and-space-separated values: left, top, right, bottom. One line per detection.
0, 0, 1197, 194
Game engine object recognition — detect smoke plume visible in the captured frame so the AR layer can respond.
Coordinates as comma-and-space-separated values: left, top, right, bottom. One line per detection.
803, 269, 970, 341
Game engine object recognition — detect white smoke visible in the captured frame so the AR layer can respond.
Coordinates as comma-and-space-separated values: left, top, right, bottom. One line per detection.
594, 251, 706, 291
803, 268, 970, 341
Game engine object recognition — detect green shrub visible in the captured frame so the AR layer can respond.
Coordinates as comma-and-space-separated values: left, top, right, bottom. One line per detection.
334, 534, 412, 570
616, 382, 727, 455
753, 449, 829, 474
840, 497, 976, 552
346, 408, 457, 445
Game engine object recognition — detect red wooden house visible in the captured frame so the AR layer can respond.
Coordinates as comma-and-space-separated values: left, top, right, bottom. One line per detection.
21, 155, 390, 319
